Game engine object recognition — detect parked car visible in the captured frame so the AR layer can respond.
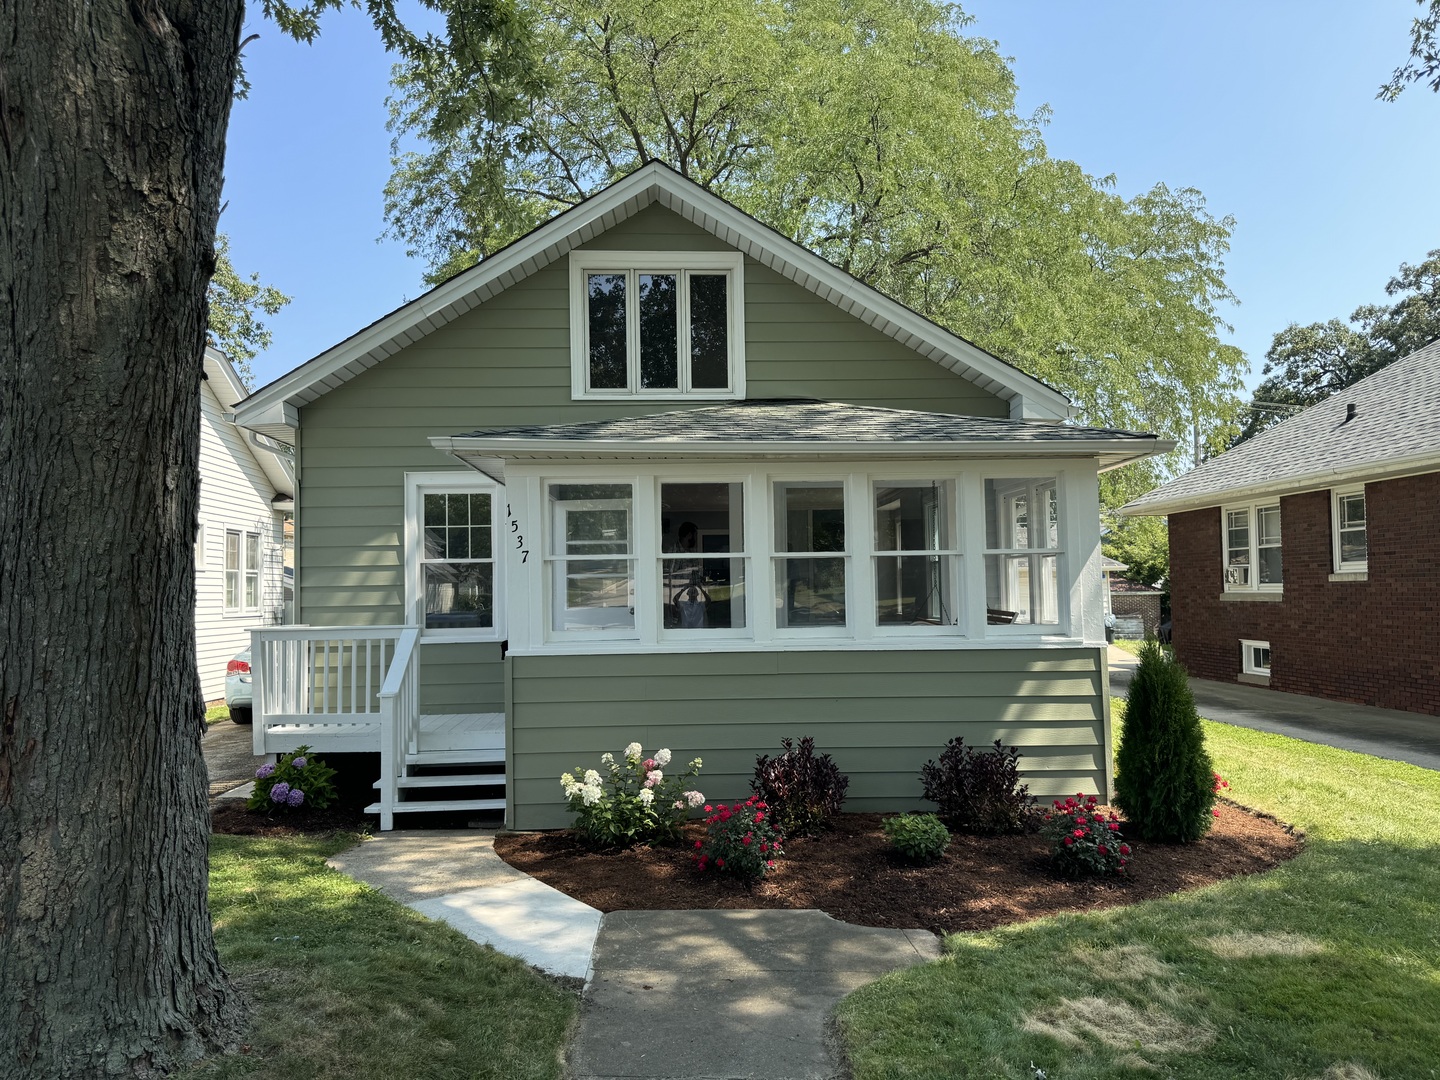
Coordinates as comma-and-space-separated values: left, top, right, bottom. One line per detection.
225, 649, 253, 725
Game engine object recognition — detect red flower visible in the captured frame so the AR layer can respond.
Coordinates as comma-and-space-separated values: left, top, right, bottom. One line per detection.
766, 860, 775, 868
756, 801, 768, 810
743, 834, 752, 846
694, 840, 702, 849
1213, 809, 1221, 817
1119, 844, 1130, 855
754, 812, 765, 823
1108, 823, 1120, 832
1073, 829, 1085, 838
760, 842, 769, 853
1097, 844, 1108, 855
716, 857, 725, 869
1064, 836, 1074, 847
644, 758, 656, 771
704, 804, 713, 813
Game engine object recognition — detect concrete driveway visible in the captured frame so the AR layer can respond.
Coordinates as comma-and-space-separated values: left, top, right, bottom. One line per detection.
1108, 646, 1440, 771
203, 718, 261, 798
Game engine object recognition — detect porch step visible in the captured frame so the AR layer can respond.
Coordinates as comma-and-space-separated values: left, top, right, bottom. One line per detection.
405, 748, 505, 766
373, 773, 507, 790
365, 798, 505, 816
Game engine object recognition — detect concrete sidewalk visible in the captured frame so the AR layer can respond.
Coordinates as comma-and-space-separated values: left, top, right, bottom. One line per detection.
1107, 645, 1440, 771
569, 909, 938, 1080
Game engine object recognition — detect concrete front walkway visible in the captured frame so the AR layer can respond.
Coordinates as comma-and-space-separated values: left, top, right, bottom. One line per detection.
1107, 645, 1440, 771
570, 909, 938, 1080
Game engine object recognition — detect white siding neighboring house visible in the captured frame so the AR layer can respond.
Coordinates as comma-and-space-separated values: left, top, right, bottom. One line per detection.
196, 347, 294, 700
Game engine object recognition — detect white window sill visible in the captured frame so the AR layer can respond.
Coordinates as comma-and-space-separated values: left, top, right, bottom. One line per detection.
421, 631, 503, 645
507, 636, 1091, 657
221, 609, 262, 619
1237, 672, 1271, 686
1219, 591, 1283, 603
1329, 570, 1368, 582
572, 391, 741, 403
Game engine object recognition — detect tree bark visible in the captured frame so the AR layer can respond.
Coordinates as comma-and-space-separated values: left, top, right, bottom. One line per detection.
1, 1, 247, 1074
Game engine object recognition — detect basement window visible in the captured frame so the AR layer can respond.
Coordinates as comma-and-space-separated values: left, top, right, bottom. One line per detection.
1241, 639, 1272, 677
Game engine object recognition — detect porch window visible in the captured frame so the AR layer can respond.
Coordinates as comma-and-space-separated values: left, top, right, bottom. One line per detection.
1223, 501, 1282, 591
421, 492, 494, 630
570, 251, 744, 399
873, 481, 959, 627
773, 482, 847, 630
1332, 488, 1367, 572
983, 478, 1060, 626
224, 529, 260, 614
547, 482, 635, 633
659, 482, 746, 631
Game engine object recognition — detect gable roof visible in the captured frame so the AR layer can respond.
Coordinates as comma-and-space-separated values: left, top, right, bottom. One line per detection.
233, 162, 1073, 441
203, 347, 295, 500
1122, 339, 1440, 517
431, 399, 1168, 481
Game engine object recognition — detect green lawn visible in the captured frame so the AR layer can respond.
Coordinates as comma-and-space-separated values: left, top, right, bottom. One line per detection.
1112, 638, 1171, 658
184, 834, 576, 1080
836, 711, 1440, 1080
205, 703, 232, 725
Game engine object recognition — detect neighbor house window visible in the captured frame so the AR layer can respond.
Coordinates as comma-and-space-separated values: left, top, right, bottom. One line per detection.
1332, 488, 1367, 572
773, 481, 848, 631
1241, 639, 1272, 677
547, 482, 635, 634
983, 477, 1061, 626
1223, 502, 1282, 591
873, 481, 959, 627
659, 481, 747, 632
570, 251, 744, 398
224, 529, 260, 614
405, 472, 503, 640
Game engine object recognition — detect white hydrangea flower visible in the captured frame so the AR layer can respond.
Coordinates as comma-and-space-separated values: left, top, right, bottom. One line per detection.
600, 752, 614, 766
560, 773, 578, 794
584, 769, 602, 787
646, 769, 664, 786
581, 783, 603, 806
637, 788, 655, 806
685, 790, 705, 808
624, 742, 643, 761
654, 748, 672, 767
689, 757, 703, 769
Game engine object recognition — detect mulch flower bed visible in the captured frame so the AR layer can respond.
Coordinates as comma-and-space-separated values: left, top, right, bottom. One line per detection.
493, 802, 1302, 935
210, 801, 375, 838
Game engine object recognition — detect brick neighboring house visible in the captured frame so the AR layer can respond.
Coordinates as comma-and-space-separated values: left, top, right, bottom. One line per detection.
1122, 339, 1440, 717
1108, 577, 1164, 639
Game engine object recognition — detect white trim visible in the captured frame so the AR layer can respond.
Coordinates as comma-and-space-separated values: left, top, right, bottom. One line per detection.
233, 162, 1072, 429
1220, 499, 1283, 594
222, 527, 262, 616
1331, 485, 1368, 574
568, 250, 745, 401
1240, 638, 1272, 677
403, 470, 506, 643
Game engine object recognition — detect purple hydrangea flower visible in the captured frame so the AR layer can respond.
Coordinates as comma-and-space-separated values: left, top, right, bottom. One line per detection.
256, 762, 276, 779
291, 756, 307, 769
269, 781, 292, 803
286, 787, 306, 807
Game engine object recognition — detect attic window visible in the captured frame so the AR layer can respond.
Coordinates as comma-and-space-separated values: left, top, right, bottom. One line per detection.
570, 251, 745, 400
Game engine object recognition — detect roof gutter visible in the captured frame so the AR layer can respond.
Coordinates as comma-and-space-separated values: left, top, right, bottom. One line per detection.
1120, 447, 1440, 517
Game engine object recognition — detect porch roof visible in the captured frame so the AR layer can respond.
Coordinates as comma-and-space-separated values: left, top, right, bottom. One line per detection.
430, 399, 1170, 477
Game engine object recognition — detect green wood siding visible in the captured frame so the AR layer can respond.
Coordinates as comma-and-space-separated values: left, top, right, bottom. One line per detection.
508, 647, 1108, 829
295, 203, 1007, 703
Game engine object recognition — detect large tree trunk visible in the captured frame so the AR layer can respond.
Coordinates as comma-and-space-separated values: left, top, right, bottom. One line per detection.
0, 1, 246, 1075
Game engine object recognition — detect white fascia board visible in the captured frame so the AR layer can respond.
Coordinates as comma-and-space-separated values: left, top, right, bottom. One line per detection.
1119, 449, 1440, 517
235, 161, 1074, 423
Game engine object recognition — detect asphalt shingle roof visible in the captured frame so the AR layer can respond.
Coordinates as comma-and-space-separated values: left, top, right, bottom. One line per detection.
1124, 339, 1440, 515
451, 399, 1157, 446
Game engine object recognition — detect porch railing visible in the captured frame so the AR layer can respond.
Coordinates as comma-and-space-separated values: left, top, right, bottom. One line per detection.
375, 627, 421, 831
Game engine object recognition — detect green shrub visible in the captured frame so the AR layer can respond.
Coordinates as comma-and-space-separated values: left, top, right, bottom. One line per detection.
919, 738, 1034, 835
751, 736, 850, 836
248, 745, 338, 812
560, 742, 705, 849
1114, 640, 1217, 842
694, 796, 785, 880
1041, 793, 1131, 877
881, 813, 950, 865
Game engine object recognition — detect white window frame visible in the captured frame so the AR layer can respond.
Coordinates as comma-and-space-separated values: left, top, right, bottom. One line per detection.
870, 478, 964, 636
1331, 486, 1368, 573
655, 476, 752, 644
223, 528, 261, 615
980, 475, 1066, 633
771, 477, 853, 640
1221, 500, 1283, 592
541, 477, 642, 643
501, 460, 1100, 654
404, 471, 505, 643
569, 250, 746, 401
1241, 638, 1272, 677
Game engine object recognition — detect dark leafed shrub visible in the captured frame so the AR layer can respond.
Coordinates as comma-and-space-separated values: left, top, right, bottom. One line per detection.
882, 813, 950, 865
751, 736, 849, 837
1114, 640, 1217, 843
920, 738, 1034, 835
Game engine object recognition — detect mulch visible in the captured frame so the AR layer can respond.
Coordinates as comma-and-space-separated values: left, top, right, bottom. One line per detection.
210, 801, 376, 838
492, 802, 1302, 935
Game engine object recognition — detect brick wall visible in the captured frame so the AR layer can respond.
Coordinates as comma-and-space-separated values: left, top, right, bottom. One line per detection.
1110, 592, 1162, 638
1168, 471, 1440, 716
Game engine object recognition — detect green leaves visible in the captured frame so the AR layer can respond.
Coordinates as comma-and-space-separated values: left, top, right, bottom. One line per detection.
208, 234, 291, 386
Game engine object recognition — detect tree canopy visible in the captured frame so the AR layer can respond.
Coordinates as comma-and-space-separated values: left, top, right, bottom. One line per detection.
384, 0, 1245, 456
1234, 248, 1440, 444
1380, 0, 1440, 99
208, 234, 291, 386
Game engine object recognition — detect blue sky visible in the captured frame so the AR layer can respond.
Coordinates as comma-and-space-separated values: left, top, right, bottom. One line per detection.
223, 1, 1440, 393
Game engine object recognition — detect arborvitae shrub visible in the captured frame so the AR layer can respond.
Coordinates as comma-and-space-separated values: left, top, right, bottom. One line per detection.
751, 736, 849, 836
919, 738, 1034, 835
1114, 640, 1217, 842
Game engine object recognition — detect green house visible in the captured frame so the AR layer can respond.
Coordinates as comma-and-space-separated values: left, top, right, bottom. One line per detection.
233, 163, 1168, 830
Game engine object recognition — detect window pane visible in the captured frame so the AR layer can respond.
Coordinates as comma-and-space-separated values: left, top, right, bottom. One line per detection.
446, 493, 468, 525
689, 273, 729, 389
555, 559, 634, 631
470, 525, 492, 560
774, 483, 845, 553
876, 554, 955, 625
1257, 505, 1281, 546
424, 527, 445, 559
587, 273, 627, 389
447, 526, 470, 560
245, 534, 260, 569
550, 484, 633, 558
1258, 545, 1283, 585
225, 531, 240, 572
1226, 509, 1250, 553
985, 553, 1058, 625
776, 557, 846, 627
1340, 493, 1366, 529
1339, 528, 1367, 565
225, 570, 238, 610
874, 483, 950, 552
660, 482, 743, 555
639, 273, 678, 389
663, 558, 745, 629
424, 493, 446, 527
984, 478, 1058, 551
425, 563, 494, 629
